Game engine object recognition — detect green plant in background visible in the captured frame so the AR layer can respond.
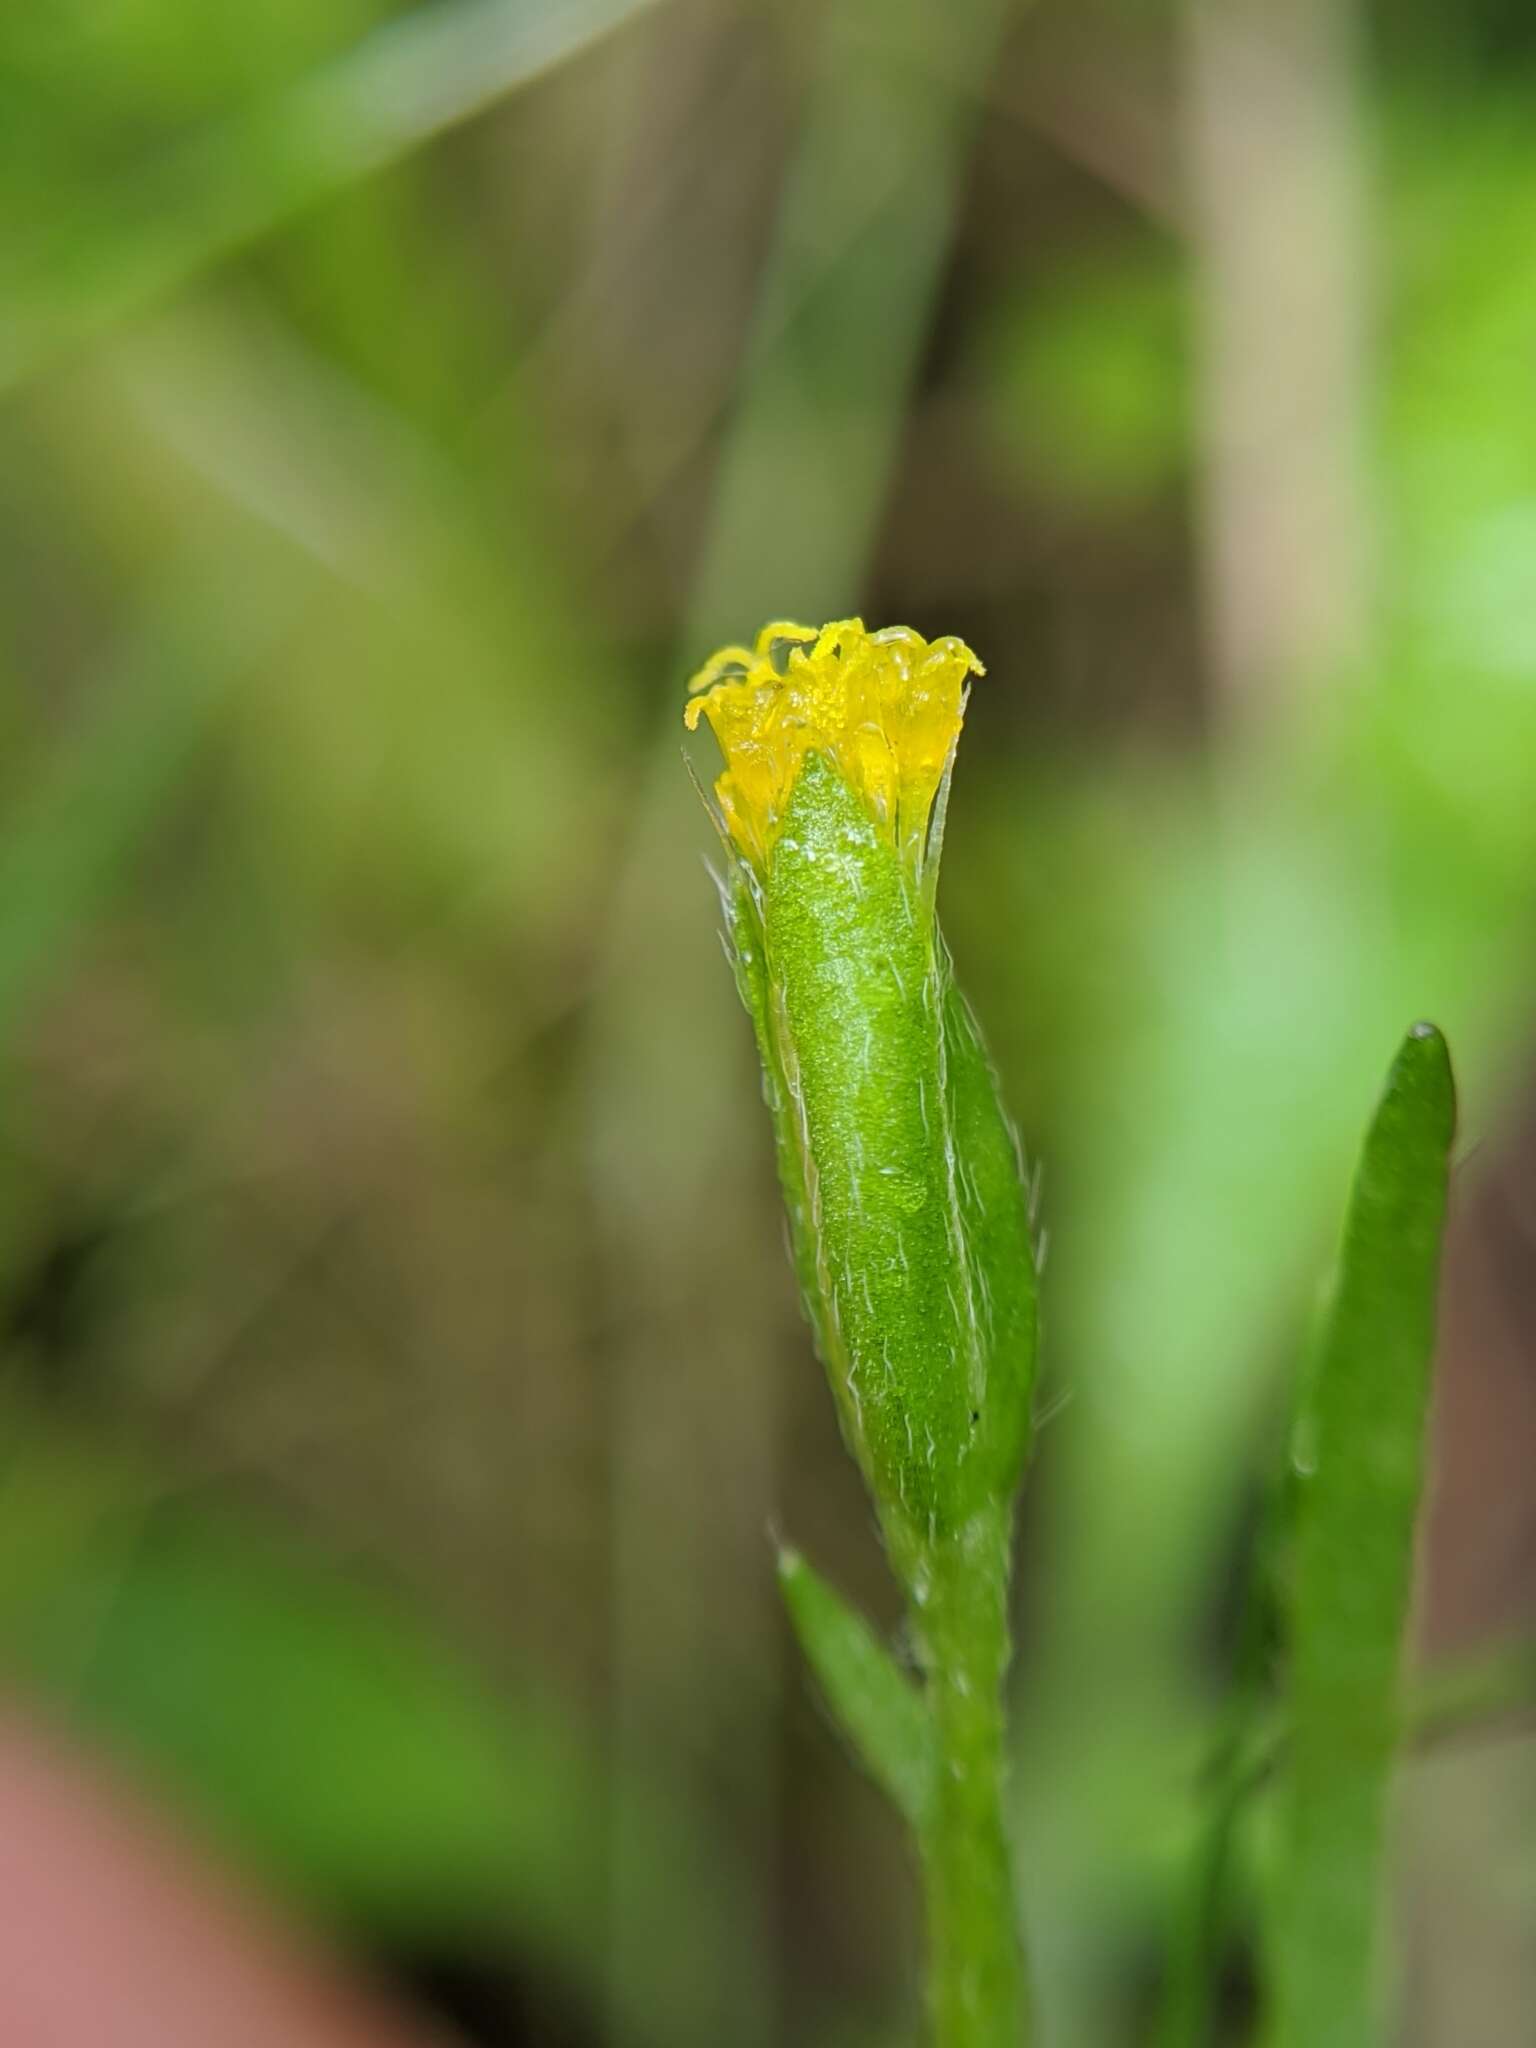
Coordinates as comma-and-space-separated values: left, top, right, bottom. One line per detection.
685, 619, 1039, 2047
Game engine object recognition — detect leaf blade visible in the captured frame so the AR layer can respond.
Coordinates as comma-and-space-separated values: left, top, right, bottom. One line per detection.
778, 1548, 933, 1831
1276, 1022, 1456, 2048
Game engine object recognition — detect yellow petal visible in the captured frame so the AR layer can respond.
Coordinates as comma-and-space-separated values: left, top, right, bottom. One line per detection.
683, 618, 982, 871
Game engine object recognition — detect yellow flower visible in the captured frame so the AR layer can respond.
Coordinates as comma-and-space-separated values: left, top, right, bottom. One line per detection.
684, 618, 983, 872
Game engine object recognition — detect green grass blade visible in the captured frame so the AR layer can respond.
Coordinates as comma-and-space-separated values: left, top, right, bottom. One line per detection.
1275, 1022, 1456, 2048
778, 1547, 933, 1830
0, 0, 660, 395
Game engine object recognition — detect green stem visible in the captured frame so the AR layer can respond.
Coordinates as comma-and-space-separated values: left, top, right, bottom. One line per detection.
910, 1503, 1028, 2048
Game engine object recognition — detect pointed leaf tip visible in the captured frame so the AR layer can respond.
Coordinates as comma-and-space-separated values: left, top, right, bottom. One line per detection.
779, 1548, 934, 1831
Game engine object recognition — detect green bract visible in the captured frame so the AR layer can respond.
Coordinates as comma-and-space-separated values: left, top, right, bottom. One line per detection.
732, 752, 1036, 1555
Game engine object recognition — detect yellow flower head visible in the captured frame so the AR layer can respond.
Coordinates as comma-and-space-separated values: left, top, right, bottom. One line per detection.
683, 618, 983, 872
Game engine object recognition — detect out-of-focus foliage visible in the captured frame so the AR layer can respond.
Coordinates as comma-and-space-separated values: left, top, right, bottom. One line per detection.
2, 1, 1536, 2044
977, 245, 1189, 510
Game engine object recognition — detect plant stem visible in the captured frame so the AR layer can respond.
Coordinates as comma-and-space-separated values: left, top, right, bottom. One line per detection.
911, 1503, 1028, 2048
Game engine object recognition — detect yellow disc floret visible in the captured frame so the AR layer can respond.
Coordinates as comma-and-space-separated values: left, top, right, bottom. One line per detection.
683, 618, 983, 872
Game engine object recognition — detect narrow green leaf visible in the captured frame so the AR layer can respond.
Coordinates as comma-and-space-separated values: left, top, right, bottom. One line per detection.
778, 1547, 933, 1830
726, 870, 834, 1378
1275, 1022, 1456, 2048
939, 970, 1040, 1502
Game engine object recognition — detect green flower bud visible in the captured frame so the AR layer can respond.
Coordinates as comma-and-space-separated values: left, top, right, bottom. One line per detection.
687, 620, 1038, 1566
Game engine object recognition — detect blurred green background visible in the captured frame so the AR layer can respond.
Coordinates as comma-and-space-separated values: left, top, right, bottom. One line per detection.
3, 0, 1536, 2042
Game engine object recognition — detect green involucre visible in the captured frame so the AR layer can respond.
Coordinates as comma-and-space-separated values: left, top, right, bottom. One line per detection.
726, 750, 1037, 1554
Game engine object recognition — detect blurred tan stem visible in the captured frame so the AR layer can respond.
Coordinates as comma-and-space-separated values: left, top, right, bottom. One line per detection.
1183, 0, 1374, 727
